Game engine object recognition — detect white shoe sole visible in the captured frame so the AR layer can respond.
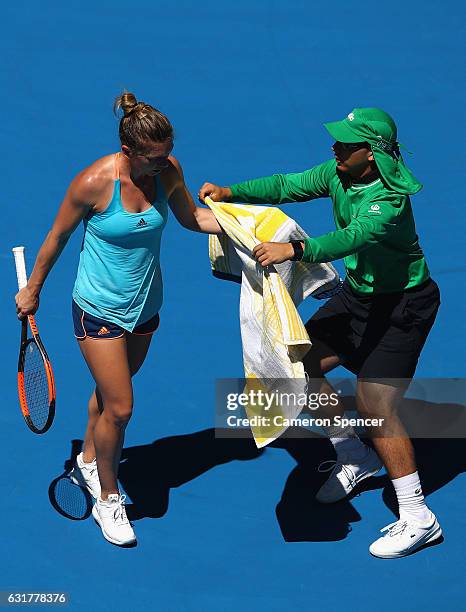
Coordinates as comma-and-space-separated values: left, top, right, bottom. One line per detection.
92, 505, 137, 546
317, 463, 383, 504
370, 524, 443, 559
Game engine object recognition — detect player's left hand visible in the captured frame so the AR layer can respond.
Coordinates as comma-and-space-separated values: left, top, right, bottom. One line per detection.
252, 242, 295, 267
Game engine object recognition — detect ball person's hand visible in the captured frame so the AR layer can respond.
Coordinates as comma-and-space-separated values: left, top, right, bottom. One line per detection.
198, 183, 232, 203
252, 242, 295, 267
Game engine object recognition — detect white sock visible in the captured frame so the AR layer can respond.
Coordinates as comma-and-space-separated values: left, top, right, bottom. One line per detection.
98, 494, 119, 505
392, 471, 432, 524
325, 422, 368, 463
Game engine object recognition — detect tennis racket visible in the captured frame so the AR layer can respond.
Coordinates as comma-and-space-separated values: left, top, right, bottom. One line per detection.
48, 440, 93, 520
13, 246, 56, 434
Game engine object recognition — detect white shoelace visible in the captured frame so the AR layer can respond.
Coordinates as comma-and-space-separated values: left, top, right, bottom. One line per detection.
111, 495, 129, 525
380, 520, 408, 537
317, 460, 356, 489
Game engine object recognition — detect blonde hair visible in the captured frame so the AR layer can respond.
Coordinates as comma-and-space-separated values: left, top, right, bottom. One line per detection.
113, 91, 173, 151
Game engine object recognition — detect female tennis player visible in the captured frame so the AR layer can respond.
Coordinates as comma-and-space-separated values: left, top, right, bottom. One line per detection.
15, 92, 222, 546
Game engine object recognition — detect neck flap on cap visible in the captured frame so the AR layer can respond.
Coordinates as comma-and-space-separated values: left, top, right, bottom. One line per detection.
324, 108, 423, 196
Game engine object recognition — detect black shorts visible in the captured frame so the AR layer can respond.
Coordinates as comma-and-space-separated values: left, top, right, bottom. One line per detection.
72, 300, 160, 340
305, 278, 440, 379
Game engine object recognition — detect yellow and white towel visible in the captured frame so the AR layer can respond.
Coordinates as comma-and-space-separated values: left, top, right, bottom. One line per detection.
207, 197, 341, 447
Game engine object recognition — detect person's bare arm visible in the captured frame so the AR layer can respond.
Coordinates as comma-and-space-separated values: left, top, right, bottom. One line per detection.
15, 169, 102, 318
165, 157, 223, 234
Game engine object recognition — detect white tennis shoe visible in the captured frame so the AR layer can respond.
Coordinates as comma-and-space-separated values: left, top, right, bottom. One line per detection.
369, 513, 442, 558
69, 452, 101, 499
92, 494, 136, 546
316, 447, 383, 503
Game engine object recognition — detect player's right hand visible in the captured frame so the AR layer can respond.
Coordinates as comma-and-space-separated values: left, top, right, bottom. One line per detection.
198, 182, 232, 203
15, 287, 39, 319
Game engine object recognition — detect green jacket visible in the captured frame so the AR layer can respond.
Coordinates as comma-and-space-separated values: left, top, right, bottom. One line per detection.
230, 159, 430, 294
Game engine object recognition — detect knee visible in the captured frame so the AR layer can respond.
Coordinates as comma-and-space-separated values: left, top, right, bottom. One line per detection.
104, 401, 133, 428
356, 390, 395, 420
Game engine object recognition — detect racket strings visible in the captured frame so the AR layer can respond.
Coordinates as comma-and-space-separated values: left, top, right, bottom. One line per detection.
52, 477, 91, 520
23, 342, 51, 430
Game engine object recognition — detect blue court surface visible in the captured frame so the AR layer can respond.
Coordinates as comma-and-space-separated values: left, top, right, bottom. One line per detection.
2, 1, 465, 610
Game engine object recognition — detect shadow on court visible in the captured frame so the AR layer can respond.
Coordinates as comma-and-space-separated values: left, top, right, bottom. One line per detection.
48, 394, 466, 543
273, 432, 365, 542
382, 437, 466, 515
273, 393, 466, 543
273, 433, 466, 544
118, 429, 263, 520
48, 431, 263, 522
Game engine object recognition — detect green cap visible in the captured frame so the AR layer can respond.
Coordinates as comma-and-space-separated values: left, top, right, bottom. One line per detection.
324, 107, 422, 195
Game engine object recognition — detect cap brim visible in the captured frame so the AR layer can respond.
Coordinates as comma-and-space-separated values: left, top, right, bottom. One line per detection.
324, 120, 363, 143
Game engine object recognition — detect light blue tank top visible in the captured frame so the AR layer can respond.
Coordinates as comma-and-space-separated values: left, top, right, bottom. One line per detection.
72, 154, 168, 332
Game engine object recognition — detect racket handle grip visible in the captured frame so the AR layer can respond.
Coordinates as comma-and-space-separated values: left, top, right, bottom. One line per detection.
12, 246, 28, 290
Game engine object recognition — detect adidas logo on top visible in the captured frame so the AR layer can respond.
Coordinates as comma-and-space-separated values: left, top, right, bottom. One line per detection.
136, 218, 148, 228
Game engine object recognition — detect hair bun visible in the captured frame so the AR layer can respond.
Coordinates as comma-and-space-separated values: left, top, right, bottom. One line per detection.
121, 92, 138, 116
114, 90, 174, 149
113, 91, 139, 117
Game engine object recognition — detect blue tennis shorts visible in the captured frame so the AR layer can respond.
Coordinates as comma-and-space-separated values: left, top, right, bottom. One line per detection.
72, 300, 160, 340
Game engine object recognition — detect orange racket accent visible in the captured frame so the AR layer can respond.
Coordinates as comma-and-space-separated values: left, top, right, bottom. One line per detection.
45, 358, 56, 402
27, 315, 55, 401
17, 371, 30, 417
17, 357, 55, 414
14, 247, 56, 434
28, 315, 39, 336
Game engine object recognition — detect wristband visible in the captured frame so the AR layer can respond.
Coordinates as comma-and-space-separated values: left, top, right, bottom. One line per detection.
290, 240, 304, 261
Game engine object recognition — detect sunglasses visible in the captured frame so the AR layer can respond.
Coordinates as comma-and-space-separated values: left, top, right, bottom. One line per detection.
135, 152, 170, 166
334, 141, 369, 152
